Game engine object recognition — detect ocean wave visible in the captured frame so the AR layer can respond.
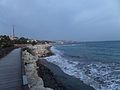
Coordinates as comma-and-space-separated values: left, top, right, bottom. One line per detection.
61, 44, 78, 47
45, 46, 120, 90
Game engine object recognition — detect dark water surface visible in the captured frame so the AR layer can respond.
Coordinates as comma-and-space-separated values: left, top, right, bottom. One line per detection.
46, 41, 120, 90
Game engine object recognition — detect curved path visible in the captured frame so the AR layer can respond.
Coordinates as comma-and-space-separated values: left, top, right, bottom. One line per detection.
0, 48, 22, 90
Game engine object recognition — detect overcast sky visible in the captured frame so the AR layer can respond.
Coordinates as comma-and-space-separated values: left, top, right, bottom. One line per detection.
0, 0, 120, 41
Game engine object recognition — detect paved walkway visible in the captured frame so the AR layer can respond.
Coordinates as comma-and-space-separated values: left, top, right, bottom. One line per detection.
0, 48, 22, 90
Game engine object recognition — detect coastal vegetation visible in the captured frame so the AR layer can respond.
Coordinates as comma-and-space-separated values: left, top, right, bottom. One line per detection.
0, 35, 13, 49
0, 35, 53, 58
0, 35, 54, 49
0, 35, 37, 58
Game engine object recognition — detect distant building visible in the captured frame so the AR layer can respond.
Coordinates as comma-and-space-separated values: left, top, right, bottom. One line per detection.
55, 40, 64, 44
27, 39, 38, 43
9, 36, 18, 40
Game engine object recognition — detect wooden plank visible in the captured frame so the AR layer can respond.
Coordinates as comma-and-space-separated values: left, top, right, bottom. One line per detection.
0, 49, 22, 90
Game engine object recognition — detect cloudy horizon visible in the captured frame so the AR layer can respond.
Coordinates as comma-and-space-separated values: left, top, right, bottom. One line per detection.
0, 0, 120, 41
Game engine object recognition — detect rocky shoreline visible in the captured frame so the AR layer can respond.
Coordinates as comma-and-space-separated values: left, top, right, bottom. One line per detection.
22, 44, 95, 90
36, 60, 67, 90
22, 44, 66, 90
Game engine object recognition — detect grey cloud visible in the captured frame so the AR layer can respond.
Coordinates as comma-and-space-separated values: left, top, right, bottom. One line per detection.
0, 0, 120, 41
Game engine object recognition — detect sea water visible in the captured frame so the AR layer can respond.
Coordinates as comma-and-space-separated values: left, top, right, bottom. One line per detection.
45, 41, 120, 90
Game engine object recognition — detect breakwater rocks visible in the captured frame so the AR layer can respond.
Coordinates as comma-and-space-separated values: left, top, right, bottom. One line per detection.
22, 45, 53, 90
22, 44, 66, 90
27, 44, 54, 57
36, 60, 67, 90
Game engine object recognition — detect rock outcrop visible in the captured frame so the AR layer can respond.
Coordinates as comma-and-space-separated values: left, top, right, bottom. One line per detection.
22, 44, 53, 90
27, 44, 53, 57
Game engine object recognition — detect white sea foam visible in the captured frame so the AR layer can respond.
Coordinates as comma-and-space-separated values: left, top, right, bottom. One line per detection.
45, 46, 120, 90
61, 44, 77, 47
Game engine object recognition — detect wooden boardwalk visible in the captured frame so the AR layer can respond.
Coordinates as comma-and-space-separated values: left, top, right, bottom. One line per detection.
0, 48, 22, 90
